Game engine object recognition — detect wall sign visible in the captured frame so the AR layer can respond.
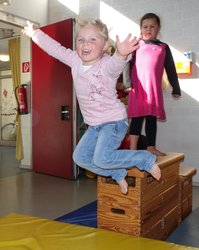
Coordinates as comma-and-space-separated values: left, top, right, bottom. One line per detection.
22, 62, 30, 73
175, 60, 192, 75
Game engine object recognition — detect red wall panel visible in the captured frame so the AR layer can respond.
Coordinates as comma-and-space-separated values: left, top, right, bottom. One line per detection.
32, 19, 74, 179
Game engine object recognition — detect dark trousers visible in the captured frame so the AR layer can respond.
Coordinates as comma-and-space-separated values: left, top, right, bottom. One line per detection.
129, 116, 157, 146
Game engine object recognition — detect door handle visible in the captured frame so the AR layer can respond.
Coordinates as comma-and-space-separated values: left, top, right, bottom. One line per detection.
61, 106, 70, 120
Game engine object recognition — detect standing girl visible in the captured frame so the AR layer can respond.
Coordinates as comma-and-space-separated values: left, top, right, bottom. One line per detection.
126, 13, 181, 156
22, 17, 161, 194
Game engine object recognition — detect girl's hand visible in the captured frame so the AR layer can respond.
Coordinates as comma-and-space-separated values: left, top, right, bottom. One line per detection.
22, 21, 36, 38
116, 34, 139, 59
124, 87, 132, 93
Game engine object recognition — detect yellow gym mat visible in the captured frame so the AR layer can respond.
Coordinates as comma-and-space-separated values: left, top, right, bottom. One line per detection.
0, 213, 198, 250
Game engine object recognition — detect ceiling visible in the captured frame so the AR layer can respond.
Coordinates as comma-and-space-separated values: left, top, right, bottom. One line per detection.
0, 21, 22, 71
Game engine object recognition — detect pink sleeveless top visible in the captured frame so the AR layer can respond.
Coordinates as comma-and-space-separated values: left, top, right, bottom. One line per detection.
127, 40, 166, 120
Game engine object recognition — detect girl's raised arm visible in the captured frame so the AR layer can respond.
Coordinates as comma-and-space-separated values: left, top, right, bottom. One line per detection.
116, 34, 139, 59
22, 21, 37, 38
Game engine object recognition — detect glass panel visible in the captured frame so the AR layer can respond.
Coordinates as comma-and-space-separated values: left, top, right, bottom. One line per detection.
0, 73, 17, 143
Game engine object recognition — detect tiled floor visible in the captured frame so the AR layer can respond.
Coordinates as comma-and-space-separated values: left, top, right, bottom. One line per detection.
0, 146, 198, 221
0, 146, 97, 219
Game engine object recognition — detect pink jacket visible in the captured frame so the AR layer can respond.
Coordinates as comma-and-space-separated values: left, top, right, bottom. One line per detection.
32, 30, 128, 126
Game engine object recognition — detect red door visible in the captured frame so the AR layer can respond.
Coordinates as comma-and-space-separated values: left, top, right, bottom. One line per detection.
32, 19, 75, 179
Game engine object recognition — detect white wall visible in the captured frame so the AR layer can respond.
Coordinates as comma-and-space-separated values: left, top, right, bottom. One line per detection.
47, 0, 199, 184
20, 35, 31, 168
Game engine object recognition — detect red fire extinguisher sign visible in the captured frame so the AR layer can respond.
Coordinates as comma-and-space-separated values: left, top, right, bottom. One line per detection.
22, 62, 30, 73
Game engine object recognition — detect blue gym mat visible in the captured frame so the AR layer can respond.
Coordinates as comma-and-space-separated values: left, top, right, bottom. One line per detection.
56, 200, 97, 228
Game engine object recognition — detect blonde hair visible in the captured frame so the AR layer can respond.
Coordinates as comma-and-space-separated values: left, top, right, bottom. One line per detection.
75, 16, 109, 41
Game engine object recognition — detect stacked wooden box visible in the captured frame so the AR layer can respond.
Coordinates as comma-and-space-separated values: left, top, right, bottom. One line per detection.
179, 165, 197, 221
97, 152, 184, 240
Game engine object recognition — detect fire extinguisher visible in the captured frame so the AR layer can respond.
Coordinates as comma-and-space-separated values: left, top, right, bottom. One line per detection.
15, 84, 28, 115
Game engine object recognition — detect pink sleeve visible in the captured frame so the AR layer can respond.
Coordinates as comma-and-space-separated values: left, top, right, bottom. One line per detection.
32, 29, 76, 67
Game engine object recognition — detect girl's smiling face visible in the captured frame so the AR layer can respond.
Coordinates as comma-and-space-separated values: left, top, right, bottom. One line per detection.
76, 24, 109, 65
141, 18, 160, 41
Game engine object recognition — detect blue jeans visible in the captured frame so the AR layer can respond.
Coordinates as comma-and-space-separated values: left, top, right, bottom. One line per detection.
73, 119, 156, 183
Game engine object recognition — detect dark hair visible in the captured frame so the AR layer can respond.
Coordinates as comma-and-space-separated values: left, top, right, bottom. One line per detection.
140, 13, 161, 28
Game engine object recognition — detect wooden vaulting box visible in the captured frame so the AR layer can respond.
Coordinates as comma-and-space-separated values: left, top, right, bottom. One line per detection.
179, 165, 197, 221
97, 152, 185, 240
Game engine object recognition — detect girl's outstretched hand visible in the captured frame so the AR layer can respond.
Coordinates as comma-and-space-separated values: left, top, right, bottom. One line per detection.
116, 34, 139, 58
22, 21, 36, 38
